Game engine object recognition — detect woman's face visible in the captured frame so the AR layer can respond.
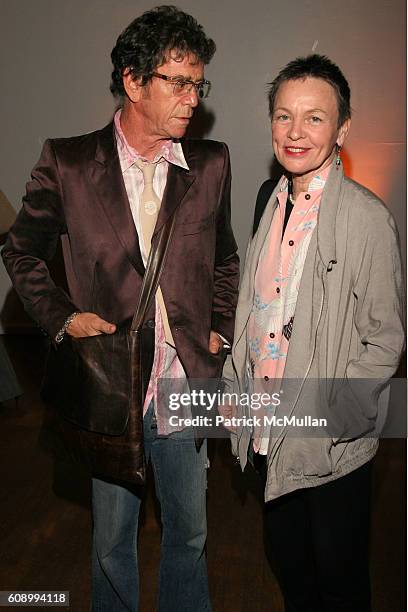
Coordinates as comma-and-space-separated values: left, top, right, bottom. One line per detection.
271, 77, 350, 183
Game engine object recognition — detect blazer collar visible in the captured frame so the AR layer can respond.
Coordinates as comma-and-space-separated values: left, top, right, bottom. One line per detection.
154, 139, 196, 235
89, 122, 145, 275
90, 124, 196, 262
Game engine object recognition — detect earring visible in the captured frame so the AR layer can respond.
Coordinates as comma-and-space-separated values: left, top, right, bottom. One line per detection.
335, 144, 342, 167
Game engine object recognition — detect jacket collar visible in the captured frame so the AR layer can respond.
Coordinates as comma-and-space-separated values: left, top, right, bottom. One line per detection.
155, 139, 195, 235
315, 158, 344, 270
87, 122, 144, 275
89, 122, 196, 272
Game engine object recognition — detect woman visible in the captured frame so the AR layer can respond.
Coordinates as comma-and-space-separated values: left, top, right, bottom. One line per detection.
225, 55, 404, 612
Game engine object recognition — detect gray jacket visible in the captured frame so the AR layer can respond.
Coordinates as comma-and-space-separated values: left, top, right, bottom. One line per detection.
224, 161, 405, 502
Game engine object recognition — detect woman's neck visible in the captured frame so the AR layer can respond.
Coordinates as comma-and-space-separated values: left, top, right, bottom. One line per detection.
291, 154, 335, 200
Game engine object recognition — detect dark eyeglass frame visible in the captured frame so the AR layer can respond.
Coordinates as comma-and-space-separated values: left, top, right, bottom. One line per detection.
151, 72, 211, 99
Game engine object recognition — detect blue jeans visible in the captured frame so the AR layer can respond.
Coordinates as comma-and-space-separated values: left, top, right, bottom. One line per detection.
91, 405, 211, 612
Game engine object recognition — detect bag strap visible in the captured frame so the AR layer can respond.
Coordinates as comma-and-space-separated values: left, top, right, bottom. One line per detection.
131, 210, 178, 332
252, 179, 275, 237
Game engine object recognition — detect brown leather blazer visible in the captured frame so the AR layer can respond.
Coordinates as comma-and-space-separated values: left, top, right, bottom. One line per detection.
2, 122, 239, 382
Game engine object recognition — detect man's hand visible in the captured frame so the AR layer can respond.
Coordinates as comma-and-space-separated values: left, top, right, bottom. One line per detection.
208, 330, 223, 354
67, 312, 116, 338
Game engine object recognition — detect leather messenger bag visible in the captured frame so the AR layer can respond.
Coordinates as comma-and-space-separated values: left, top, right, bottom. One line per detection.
42, 211, 177, 485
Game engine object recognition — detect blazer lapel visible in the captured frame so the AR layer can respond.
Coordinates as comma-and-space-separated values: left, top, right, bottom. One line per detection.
87, 123, 145, 276
153, 141, 196, 235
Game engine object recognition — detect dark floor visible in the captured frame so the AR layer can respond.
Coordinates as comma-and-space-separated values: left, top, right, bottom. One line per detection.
0, 335, 406, 612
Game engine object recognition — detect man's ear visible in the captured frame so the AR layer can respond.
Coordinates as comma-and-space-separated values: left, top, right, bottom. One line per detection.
122, 69, 143, 102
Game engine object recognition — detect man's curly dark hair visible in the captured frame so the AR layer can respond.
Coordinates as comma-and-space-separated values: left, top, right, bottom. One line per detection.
110, 5, 216, 97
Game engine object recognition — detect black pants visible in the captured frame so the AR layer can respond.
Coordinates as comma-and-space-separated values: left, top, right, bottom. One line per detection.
263, 460, 372, 612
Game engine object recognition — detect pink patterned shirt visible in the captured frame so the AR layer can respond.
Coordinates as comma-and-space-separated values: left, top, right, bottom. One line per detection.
248, 166, 331, 452
114, 110, 188, 434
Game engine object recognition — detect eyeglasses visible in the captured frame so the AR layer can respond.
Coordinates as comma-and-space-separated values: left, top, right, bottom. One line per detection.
151, 72, 211, 99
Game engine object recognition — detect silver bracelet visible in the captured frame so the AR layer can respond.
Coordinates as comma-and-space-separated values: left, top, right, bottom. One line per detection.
55, 311, 81, 344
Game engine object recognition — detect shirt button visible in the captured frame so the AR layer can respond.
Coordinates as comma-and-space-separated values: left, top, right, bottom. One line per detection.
276, 287, 280, 293
305, 193, 311, 200
264, 375, 269, 381
269, 332, 275, 338
146, 319, 155, 328
289, 240, 294, 246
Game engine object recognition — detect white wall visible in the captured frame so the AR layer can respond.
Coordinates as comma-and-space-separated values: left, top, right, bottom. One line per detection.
0, 0, 405, 330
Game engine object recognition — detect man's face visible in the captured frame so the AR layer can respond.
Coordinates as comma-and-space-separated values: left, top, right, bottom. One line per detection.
271, 77, 349, 182
135, 53, 204, 141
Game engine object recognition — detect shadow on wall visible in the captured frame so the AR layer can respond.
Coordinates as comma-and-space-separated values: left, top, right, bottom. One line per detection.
1, 238, 68, 333
267, 157, 284, 186
0, 190, 33, 332
186, 104, 215, 139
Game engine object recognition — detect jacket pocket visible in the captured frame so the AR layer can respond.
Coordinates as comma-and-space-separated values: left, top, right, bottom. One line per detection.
301, 438, 333, 476
282, 437, 333, 477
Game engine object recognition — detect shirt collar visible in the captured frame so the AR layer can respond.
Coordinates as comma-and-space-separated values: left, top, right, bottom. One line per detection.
114, 109, 189, 173
279, 164, 332, 194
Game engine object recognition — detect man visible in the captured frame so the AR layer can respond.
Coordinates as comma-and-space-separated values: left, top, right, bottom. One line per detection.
2, 6, 239, 611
